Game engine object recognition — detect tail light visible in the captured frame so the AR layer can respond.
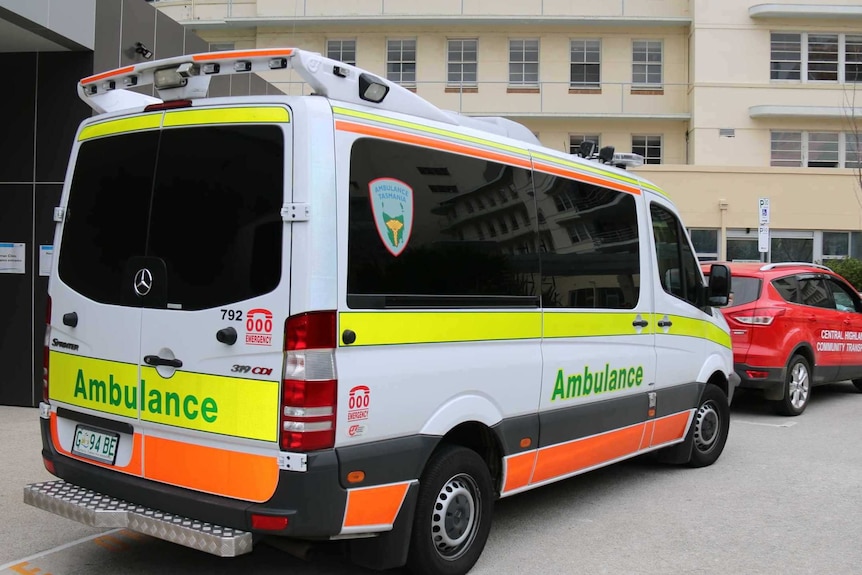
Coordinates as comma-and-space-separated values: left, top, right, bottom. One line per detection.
281, 311, 337, 451
43, 296, 52, 403
727, 307, 785, 326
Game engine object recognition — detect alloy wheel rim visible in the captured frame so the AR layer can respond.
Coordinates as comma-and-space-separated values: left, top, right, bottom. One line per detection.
789, 363, 810, 409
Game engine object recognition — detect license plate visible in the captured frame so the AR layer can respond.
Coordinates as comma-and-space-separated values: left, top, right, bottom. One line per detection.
71, 425, 119, 465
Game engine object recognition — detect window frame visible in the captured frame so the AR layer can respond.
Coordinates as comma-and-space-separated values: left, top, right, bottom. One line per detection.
632, 39, 663, 88
770, 131, 859, 168
447, 38, 479, 87
508, 38, 540, 87
632, 134, 663, 164
326, 39, 357, 66
570, 38, 601, 89
386, 38, 417, 87
770, 31, 862, 83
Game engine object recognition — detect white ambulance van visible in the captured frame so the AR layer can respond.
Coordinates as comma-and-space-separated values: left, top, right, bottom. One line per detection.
26, 48, 737, 575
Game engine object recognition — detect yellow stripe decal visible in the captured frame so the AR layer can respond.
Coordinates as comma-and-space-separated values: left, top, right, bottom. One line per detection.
531, 151, 640, 186
656, 314, 732, 349
339, 311, 542, 346
49, 352, 280, 441
163, 106, 290, 126
333, 106, 529, 157
543, 312, 653, 338
639, 181, 667, 197
78, 114, 162, 141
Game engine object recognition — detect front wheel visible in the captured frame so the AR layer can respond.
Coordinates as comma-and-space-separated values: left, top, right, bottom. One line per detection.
776, 355, 811, 416
407, 445, 494, 575
686, 384, 730, 468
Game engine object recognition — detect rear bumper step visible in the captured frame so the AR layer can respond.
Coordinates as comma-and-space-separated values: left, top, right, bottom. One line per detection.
24, 480, 253, 557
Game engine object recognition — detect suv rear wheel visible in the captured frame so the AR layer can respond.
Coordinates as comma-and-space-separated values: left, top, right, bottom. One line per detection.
776, 355, 811, 416
852, 379, 862, 393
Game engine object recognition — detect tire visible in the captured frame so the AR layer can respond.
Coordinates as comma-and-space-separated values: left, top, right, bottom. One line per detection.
776, 355, 811, 416
852, 379, 862, 393
686, 384, 730, 468
406, 444, 494, 575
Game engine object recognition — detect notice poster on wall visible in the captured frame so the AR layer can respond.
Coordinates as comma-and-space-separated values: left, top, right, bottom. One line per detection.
0, 243, 25, 274
39, 245, 54, 277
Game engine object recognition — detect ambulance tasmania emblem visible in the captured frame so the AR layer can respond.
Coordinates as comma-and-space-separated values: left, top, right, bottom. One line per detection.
369, 178, 413, 256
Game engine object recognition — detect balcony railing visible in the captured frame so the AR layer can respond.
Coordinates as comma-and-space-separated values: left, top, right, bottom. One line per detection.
269, 80, 690, 118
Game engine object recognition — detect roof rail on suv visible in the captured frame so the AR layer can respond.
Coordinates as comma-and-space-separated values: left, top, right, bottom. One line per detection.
759, 262, 831, 272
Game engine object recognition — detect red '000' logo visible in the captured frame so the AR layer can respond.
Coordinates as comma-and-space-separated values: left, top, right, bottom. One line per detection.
245, 308, 273, 346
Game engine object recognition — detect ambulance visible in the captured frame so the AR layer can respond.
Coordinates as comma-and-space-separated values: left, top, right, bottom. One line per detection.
26, 47, 737, 575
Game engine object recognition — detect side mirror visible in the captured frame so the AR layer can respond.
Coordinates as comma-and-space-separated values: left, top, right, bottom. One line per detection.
707, 264, 730, 306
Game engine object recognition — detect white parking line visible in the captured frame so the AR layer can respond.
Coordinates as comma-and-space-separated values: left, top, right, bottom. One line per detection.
0, 529, 122, 572
735, 419, 797, 428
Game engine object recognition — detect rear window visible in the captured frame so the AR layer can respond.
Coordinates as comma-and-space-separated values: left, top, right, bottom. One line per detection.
59, 125, 284, 310
727, 276, 761, 307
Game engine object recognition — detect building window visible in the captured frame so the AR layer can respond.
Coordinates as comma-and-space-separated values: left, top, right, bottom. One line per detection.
569, 134, 601, 155
209, 42, 235, 52
570, 39, 601, 88
771, 32, 862, 83
632, 135, 662, 164
823, 231, 851, 259
327, 39, 356, 66
509, 39, 539, 86
448, 39, 478, 86
632, 40, 662, 87
387, 39, 416, 86
689, 229, 719, 261
770, 131, 859, 168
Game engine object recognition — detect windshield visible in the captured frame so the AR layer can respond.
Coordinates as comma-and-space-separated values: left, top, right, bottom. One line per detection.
59, 124, 285, 310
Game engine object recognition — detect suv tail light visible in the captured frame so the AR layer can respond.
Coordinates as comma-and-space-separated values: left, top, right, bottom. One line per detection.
43, 296, 52, 403
727, 307, 785, 326
280, 311, 337, 451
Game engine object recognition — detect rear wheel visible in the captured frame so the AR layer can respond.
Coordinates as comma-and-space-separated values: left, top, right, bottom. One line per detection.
407, 445, 494, 575
686, 384, 730, 468
776, 355, 811, 416
852, 379, 862, 393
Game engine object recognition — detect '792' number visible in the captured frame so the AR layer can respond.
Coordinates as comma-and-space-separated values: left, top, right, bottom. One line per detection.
221, 309, 243, 321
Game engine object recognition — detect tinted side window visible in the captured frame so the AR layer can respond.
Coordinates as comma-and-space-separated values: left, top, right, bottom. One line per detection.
148, 125, 284, 310
347, 138, 540, 308
534, 173, 640, 309
727, 276, 761, 307
59, 132, 158, 305
826, 277, 861, 312
651, 204, 702, 307
799, 277, 832, 308
771, 276, 800, 303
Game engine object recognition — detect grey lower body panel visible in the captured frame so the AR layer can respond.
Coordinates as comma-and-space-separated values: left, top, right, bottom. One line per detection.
24, 480, 253, 557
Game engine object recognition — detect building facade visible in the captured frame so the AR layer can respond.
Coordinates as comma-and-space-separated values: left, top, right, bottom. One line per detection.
0, 0, 278, 406
153, 0, 862, 263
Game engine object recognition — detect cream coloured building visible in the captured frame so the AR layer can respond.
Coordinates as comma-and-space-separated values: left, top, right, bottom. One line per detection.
153, 0, 862, 263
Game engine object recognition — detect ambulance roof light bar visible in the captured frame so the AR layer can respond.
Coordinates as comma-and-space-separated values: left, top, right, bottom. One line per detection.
573, 142, 645, 170
77, 47, 457, 126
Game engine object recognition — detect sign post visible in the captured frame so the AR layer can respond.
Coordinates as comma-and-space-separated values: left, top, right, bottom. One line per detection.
758, 198, 770, 255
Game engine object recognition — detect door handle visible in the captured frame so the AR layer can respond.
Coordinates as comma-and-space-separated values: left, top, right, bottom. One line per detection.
632, 319, 649, 328
657, 319, 673, 328
808, 315, 817, 322
844, 319, 851, 325
143, 355, 183, 368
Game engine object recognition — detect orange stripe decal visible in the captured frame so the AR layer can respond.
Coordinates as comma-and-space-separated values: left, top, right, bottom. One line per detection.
640, 420, 656, 450
193, 48, 294, 61
143, 436, 279, 503
651, 411, 692, 447
502, 451, 537, 493
533, 162, 641, 195
50, 412, 143, 476
336, 120, 532, 169
343, 482, 411, 528
531, 424, 644, 484
81, 66, 136, 85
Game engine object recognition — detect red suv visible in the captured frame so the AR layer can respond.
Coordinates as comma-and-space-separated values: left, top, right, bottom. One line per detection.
702, 262, 862, 415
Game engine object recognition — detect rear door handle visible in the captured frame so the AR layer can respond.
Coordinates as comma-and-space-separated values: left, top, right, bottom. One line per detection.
143, 355, 183, 368
632, 319, 649, 328
657, 319, 673, 328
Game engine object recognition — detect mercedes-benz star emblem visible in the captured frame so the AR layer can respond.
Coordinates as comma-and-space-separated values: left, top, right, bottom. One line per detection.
133, 268, 153, 297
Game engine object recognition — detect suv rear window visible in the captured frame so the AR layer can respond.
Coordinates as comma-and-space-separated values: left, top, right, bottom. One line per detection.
59, 125, 284, 310
727, 276, 761, 307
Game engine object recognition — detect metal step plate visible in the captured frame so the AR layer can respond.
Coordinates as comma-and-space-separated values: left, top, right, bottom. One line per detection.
24, 481, 253, 557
